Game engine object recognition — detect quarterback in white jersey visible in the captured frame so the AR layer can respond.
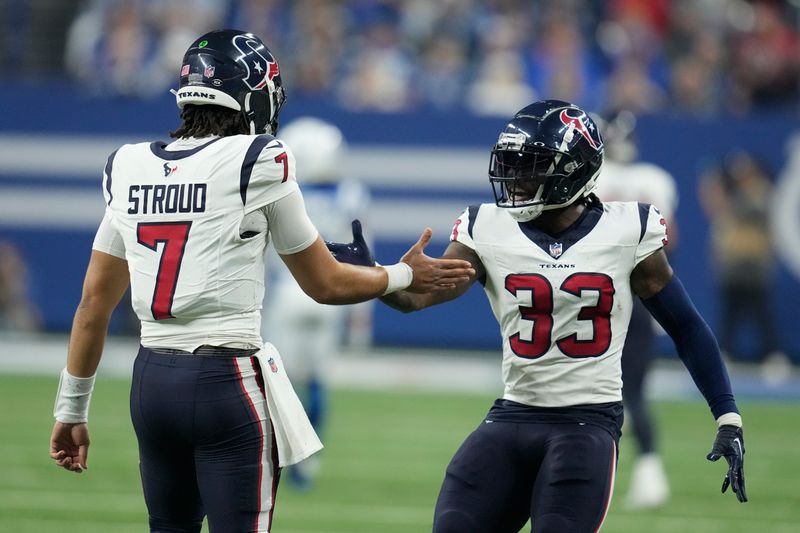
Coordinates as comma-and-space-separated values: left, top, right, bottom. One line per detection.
48, 30, 474, 533
328, 100, 747, 532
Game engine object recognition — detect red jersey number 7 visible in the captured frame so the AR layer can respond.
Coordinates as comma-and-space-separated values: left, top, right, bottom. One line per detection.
137, 221, 192, 320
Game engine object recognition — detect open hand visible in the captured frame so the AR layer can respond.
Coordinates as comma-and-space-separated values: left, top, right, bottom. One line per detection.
50, 421, 90, 473
402, 228, 475, 293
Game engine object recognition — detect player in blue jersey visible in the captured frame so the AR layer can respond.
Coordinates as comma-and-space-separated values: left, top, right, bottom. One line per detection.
48, 30, 474, 533
326, 100, 747, 532
262, 116, 372, 489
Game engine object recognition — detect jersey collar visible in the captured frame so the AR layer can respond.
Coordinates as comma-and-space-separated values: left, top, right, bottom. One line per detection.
150, 137, 222, 160
518, 203, 603, 259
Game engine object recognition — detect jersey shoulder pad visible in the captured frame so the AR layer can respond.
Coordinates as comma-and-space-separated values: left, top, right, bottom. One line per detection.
238, 135, 298, 210
101, 143, 140, 207
634, 202, 668, 265
450, 204, 485, 249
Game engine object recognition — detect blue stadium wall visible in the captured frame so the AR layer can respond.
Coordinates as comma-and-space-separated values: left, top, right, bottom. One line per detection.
1, 85, 798, 362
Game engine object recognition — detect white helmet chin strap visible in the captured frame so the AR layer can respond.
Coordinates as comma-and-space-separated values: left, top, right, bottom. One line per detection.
507, 204, 545, 222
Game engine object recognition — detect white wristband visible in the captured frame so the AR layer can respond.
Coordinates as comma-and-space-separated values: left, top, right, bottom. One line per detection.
716, 412, 742, 428
53, 368, 96, 423
381, 262, 413, 295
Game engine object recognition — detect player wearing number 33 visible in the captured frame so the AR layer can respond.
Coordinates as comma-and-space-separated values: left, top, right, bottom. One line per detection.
47, 29, 473, 533
327, 100, 747, 533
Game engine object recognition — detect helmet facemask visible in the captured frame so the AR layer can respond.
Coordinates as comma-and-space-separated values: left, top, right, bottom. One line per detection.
490, 148, 593, 222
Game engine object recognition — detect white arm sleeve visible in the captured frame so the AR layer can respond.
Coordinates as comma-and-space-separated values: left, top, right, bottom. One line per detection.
266, 188, 319, 255
92, 212, 126, 259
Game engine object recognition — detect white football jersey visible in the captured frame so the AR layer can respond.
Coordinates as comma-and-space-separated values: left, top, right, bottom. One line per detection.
95, 134, 317, 350
596, 160, 678, 221
451, 200, 668, 407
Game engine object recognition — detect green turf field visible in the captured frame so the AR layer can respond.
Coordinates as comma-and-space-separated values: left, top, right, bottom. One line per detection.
2, 373, 798, 533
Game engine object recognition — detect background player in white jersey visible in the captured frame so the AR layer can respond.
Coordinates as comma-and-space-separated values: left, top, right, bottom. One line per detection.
47, 29, 474, 533
262, 116, 371, 489
327, 100, 747, 532
594, 110, 679, 509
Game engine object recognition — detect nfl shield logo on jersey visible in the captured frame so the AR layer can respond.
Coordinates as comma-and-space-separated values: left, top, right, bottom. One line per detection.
549, 242, 563, 258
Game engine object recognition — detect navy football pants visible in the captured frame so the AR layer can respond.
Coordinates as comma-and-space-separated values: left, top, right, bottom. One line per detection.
130, 347, 281, 533
433, 420, 617, 533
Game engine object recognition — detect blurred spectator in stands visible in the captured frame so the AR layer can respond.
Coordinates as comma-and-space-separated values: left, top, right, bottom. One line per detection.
228, 0, 287, 52
525, 3, 605, 110
417, 34, 468, 110
605, 56, 666, 114
669, 33, 725, 114
0, 241, 41, 332
56, 0, 799, 114
664, 1, 726, 113
699, 151, 791, 384
337, 3, 413, 111
728, 0, 800, 113
466, 50, 536, 116
286, 0, 346, 97
65, 0, 223, 97
465, 4, 535, 115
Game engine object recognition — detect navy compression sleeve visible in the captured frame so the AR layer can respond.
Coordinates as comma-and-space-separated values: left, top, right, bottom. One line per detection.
640, 276, 738, 419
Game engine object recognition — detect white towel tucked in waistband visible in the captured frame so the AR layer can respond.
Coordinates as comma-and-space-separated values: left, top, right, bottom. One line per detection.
253, 343, 323, 467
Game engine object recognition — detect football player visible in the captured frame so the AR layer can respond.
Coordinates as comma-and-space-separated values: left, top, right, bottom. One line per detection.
48, 30, 474, 533
262, 116, 372, 489
327, 100, 747, 532
594, 110, 678, 509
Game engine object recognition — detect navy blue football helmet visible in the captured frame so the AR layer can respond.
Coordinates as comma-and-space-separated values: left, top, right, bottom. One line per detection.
489, 100, 604, 221
175, 29, 287, 135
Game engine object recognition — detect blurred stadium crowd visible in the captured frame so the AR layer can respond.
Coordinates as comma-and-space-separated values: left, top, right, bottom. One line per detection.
3, 0, 799, 116
1, 0, 799, 371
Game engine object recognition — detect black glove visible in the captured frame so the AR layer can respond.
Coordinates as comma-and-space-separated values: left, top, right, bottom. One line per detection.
325, 220, 376, 267
707, 425, 747, 502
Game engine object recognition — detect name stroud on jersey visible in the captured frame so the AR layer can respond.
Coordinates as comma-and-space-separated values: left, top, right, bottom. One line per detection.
128, 183, 207, 215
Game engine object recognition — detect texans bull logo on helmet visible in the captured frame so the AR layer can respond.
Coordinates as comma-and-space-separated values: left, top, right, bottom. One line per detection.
559, 109, 601, 150
232, 34, 280, 91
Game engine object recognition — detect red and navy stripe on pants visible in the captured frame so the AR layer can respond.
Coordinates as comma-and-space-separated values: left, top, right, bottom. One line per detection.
130, 346, 281, 533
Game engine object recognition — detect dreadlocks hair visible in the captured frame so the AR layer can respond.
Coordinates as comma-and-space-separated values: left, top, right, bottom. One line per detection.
170, 105, 249, 138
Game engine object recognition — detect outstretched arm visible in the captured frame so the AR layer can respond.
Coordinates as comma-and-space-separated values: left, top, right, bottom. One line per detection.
269, 193, 474, 304
631, 249, 747, 503
380, 241, 485, 312
282, 229, 474, 305
50, 250, 130, 473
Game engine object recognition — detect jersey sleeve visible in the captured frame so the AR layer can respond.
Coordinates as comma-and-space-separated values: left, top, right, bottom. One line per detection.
450, 206, 478, 250
92, 211, 126, 259
241, 136, 300, 213
101, 148, 119, 208
266, 188, 319, 255
634, 203, 668, 265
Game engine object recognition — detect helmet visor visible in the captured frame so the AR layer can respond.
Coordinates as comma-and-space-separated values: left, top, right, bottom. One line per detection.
489, 150, 558, 180
489, 149, 569, 208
